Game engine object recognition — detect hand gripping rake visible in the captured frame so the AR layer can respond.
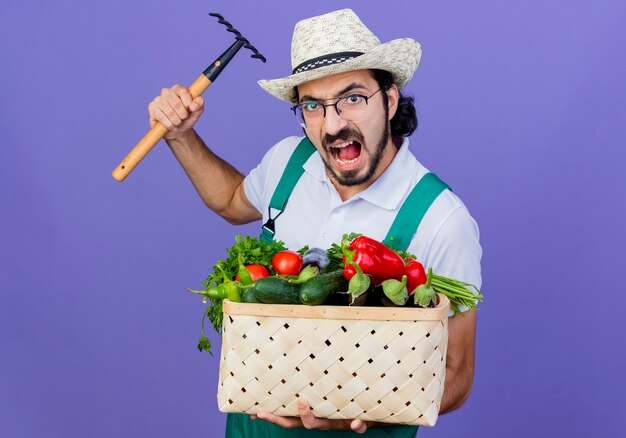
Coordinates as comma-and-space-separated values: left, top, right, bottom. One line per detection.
112, 13, 266, 182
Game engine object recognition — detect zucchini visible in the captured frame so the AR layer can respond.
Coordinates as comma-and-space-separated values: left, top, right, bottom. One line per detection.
241, 288, 261, 303
299, 270, 348, 305
252, 277, 301, 304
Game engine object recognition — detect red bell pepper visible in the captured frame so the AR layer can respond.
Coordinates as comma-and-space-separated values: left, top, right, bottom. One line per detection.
404, 258, 427, 294
343, 236, 405, 285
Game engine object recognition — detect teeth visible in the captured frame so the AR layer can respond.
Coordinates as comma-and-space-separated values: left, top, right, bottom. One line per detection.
336, 156, 359, 165
329, 140, 359, 165
330, 141, 353, 149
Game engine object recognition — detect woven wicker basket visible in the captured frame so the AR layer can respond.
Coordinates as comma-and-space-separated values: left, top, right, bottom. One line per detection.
217, 293, 449, 427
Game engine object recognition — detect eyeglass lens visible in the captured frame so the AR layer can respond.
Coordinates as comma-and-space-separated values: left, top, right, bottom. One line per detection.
294, 89, 381, 128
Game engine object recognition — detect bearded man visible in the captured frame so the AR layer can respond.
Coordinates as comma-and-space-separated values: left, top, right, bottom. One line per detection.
148, 9, 482, 437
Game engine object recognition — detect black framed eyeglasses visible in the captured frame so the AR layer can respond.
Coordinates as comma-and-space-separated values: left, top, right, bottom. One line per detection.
290, 88, 382, 128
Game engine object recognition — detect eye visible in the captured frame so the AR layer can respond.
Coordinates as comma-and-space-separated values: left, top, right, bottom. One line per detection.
302, 102, 320, 112
344, 94, 364, 105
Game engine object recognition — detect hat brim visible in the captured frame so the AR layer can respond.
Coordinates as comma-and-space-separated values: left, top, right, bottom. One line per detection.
258, 38, 422, 103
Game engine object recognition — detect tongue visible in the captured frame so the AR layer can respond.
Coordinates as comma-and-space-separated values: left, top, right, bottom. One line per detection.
338, 143, 361, 161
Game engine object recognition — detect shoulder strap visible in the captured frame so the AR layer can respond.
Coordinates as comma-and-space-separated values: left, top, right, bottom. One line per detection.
260, 137, 316, 243
383, 172, 451, 252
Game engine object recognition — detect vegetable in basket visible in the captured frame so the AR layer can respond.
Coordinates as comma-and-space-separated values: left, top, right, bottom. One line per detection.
235, 263, 270, 283
251, 277, 301, 304
189, 233, 484, 354
342, 235, 405, 285
301, 247, 330, 270
345, 262, 370, 305
299, 270, 348, 305
191, 235, 284, 353
404, 258, 428, 293
271, 250, 303, 276
413, 268, 437, 308
341, 235, 484, 313
187, 265, 242, 302
382, 275, 409, 306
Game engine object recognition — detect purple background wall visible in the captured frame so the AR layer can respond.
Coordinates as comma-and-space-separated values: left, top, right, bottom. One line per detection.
1, 1, 625, 437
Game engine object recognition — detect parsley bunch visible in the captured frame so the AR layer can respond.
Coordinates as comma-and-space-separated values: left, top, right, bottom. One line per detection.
201, 235, 284, 335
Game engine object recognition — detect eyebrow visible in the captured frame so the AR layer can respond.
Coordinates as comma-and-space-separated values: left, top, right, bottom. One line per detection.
299, 82, 369, 103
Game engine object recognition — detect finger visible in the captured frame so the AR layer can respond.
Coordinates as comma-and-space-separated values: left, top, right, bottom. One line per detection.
189, 96, 204, 113
351, 419, 368, 434
163, 92, 189, 122
297, 399, 318, 429
298, 399, 332, 430
171, 84, 193, 108
148, 100, 161, 128
152, 107, 175, 130
256, 411, 303, 429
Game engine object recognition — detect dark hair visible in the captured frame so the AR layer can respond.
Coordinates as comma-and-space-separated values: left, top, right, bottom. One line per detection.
371, 69, 418, 140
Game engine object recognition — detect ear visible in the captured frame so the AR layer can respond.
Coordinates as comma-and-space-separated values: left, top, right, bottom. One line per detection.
386, 84, 400, 120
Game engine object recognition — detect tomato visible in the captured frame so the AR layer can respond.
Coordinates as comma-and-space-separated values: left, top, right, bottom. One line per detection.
272, 250, 303, 276
235, 264, 270, 282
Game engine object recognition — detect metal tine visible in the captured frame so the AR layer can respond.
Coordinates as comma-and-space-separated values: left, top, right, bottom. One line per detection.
249, 49, 266, 63
235, 36, 266, 62
251, 53, 267, 62
246, 45, 266, 62
210, 12, 266, 63
209, 13, 242, 37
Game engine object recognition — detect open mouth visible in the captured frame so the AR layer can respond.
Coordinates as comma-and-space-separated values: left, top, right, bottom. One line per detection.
329, 140, 362, 166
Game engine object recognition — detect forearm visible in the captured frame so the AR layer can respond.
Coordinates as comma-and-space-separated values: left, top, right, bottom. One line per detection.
439, 310, 476, 414
166, 130, 260, 224
439, 360, 474, 414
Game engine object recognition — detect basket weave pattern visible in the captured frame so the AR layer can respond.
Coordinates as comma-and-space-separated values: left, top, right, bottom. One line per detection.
218, 297, 449, 426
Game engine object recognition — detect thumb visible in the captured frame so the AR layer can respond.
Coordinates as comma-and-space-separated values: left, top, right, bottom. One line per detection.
351, 419, 368, 434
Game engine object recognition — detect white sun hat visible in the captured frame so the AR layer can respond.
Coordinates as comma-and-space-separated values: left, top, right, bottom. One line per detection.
258, 8, 422, 103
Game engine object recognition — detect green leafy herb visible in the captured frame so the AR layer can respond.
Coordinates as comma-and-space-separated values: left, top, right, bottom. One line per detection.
197, 336, 210, 353
201, 235, 285, 335
392, 247, 416, 261
326, 232, 362, 272
197, 304, 213, 355
429, 272, 483, 315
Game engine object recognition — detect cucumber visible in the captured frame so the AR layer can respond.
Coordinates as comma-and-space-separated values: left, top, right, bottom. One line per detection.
241, 288, 261, 303
299, 270, 348, 305
252, 277, 301, 304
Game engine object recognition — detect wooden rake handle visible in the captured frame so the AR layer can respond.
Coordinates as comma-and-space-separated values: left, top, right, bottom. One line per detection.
112, 38, 247, 182
111, 75, 211, 182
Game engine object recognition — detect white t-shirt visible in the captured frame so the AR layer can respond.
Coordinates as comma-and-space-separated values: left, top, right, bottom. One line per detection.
244, 136, 482, 306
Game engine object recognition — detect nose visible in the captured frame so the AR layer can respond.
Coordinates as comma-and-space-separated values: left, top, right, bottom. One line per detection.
322, 104, 348, 135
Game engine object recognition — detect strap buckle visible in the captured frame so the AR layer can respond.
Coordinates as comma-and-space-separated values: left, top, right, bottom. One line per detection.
262, 217, 275, 234
260, 205, 286, 243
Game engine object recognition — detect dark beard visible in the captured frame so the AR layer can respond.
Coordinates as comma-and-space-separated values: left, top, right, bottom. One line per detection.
320, 122, 390, 187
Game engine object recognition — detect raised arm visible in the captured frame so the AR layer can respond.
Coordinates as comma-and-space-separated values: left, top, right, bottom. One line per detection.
148, 85, 262, 225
